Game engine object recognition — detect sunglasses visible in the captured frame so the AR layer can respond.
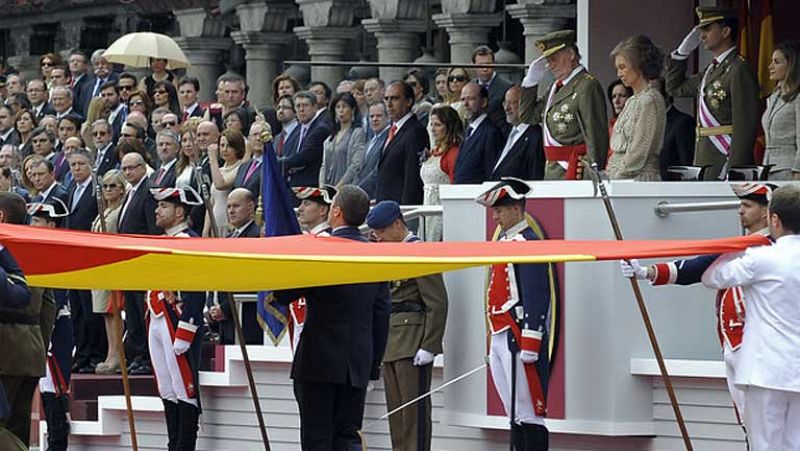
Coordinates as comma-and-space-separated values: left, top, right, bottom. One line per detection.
119, 85, 135, 91
162, 121, 177, 127
41, 62, 54, 67
92, 131, 108, 136
102, 183, 120, 189
448, 75, 468, 82
154, 90, 167, 95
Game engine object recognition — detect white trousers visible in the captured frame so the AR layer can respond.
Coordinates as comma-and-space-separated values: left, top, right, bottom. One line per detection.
723, 344, 746, 422
489, 330, 545, 426
149, 315, 197, 407
744, 386, 800, 451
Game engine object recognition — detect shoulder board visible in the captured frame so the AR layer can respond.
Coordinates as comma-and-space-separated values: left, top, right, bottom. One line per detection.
581, 73, 595, 80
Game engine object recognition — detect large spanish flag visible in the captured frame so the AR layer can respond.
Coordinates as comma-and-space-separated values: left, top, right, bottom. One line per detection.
0, 224, 768, 291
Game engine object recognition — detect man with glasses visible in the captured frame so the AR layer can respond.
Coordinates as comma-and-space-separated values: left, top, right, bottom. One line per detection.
92, 119, 118, 177
273, 94, 300, 162
159, 113, 179, 132
151, 130, 179, 188
68, 50, 94, 117
117, 73, 138, 104
100, 81, 126, 143
118, 152, 161, 375
281, 91, 330, 189
26, 79, 54, 120
178, 76, 204, 122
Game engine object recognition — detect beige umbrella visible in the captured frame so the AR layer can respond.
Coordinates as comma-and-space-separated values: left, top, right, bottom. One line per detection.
103, 32, 190, 69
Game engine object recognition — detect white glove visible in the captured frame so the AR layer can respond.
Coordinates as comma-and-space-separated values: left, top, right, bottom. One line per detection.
620, 259, 648, 280
413, 349, 435, 366
519, 350, 539, 364
676, 28, 701, 56
522, 56, 547, 88
173, 338, 191, 355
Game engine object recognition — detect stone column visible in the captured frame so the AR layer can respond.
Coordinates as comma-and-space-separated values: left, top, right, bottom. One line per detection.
361, 19, 425, 82
58, 19, 84, 60
506, 2, 576, 62
174, 8, 231, 103
294, 0, 359, 88
5, 25, 38, 81
432, 13, 503, 63
234, 2, 296, 108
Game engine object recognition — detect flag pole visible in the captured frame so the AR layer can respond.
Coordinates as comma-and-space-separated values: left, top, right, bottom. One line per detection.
585, 164, 693, 451
187, 128, 272, 451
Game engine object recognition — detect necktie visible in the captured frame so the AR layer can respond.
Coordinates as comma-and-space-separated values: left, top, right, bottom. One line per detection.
710, 58, 719, 72
93, 78, 105, 97
384, 123, 398, 148
155, 167, 166, 185
555, 79, 564, 93
466, 125, 474, 140
182, 110, 189, 122
244, 160, 260, 182
71, 184, 84, 212
297, 126, 308, 151
277, 133, 286, 157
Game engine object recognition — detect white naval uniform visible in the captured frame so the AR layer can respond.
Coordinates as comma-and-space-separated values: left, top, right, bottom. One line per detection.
703, 234, 800, 451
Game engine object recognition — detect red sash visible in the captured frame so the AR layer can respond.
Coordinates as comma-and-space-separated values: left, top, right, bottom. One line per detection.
544, 143, 587, 180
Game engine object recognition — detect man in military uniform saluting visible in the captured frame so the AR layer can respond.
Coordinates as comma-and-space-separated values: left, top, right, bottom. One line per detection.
366, 201, 448, 451
520, 30, 608, 180
147, 187, 206, 451
666, 6, 759, 180
0, 192, 55, 450
477, 178, 556, 450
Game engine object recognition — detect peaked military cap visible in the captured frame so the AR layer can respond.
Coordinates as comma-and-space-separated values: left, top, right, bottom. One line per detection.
727, 165, 773, 182
293, 185, 337, 205
366, 200, 402, 230
535, 30, 577, 58
27, 198, 69, 220
663, 165, 709, 181
731, 183, 777, 206
150, 187, 203, 206
475, 177, 531, 207
696, 6, 737, 28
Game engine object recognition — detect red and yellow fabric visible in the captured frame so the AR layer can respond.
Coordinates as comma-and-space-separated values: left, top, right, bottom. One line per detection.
0, 223, 768, 292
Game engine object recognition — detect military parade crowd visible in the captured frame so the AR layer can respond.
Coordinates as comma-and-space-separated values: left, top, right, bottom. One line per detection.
0, 4, 800, 451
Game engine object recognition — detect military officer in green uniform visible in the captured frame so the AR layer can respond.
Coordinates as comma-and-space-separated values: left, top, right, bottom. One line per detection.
666, 6, 759, 180
367, 200, 448, 451
0, 192, 56, 450
520, 30, 608, 180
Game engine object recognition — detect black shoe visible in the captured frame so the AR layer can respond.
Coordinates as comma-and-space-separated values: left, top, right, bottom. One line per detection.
126, 357, 142, 373
129, 362, 153, 375
71, 358, 89, 372
76, 363, 97, 374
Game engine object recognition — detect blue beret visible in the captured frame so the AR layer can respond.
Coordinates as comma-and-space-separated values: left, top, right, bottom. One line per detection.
366, 200, 402, 229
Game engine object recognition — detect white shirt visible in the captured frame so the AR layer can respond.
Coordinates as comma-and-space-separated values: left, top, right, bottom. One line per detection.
39, 181, 57, 201
393, 112, 414, 133
229, 220, 255, 238
184, 103, 200, 116
282, 120, 298, 138
108, 103, 126, 125
310, 221, 331, 236
0, 128, 14, 142
702, 234, 800, 392
119, 176, 146, 224
56, 107, 74, 119
494, 123, 530, 171
467, 113, 488, 136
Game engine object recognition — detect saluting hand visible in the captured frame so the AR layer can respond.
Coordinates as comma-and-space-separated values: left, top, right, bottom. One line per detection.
522, 56, 547, 88
676, 27, 701, 56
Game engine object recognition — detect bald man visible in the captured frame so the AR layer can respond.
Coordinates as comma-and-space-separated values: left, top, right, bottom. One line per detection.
126, 111, 157, 164
118, 152, 161, 375
189, 121, 221, 231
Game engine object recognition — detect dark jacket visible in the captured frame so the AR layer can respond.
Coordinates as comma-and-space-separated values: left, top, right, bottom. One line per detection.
455, 115, 504, 184
490, 124, 545, 181
283, 112, 331, 188
71, 73, 95, 117
233, 157, 262, 197
65, 179, 98, 231
484, 74, 513, 136
117, 177, 161, 235
150, 161, 177, 189
275, 226, 391, 388
659, 105, 696, 181
353, 126, 389, 199
95, 143, 119, 177
376, 115, 427, 204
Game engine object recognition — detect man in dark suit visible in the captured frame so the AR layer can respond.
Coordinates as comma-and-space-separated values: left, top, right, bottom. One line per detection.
376, 82, 426, 205
281, 91, 331, 188
151, 130, 179, 188
28, 159, 68, 204
653, 77, 695, 180
353, 101, 390, 199
473, 45, 513, 136
491, 85, 545, 181
0, 105, 18, 148
178, 76, 205, 123
51, 86, 84, 123
88, 49, 119, 99
64, 150, 107, 373
275, 185, 390, 450
91, 119, 118, 177
233, 122, 268, 197
100, 81, 127, 143
118, 152, 161, 375
455, 82, 504, 184
26, 79, 55, 121
206, 188, 263, 345
68, 50, 94, 117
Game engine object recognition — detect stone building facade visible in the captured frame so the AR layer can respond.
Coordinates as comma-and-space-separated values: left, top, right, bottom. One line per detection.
0, 0, 575, 109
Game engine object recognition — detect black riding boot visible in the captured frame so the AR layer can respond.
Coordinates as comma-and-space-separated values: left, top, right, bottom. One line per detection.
521, 422, 549, 450
511, 422, 526, 450
41, 393, 69, 451
163, 399, 180, 451
176, 400, 200, 451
